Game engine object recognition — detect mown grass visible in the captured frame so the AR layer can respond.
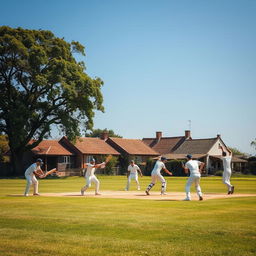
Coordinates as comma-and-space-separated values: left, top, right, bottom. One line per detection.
0, 176, 255, 256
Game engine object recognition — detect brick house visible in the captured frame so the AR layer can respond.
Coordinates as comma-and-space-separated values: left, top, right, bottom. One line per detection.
25, 139, 75, 172
105, 137, 159, 171
143, 131, 247, 174
142, 130, 191, 155
59, 136, 120, 170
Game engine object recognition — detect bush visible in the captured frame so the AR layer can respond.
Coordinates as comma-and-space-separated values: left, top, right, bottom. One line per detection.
248, 157, 256, 162
144, 158, 156, 176
105, 156, 118, 175
241, 169, 251, 175
214, 170, 223, 176
165, 160, 186, 176
248, 161, 256, 175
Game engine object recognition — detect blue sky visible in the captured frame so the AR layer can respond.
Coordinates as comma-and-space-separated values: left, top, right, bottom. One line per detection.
1, 0, 256, 154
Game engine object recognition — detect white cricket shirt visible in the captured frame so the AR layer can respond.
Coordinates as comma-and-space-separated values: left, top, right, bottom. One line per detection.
25, 163, 40, 176
151, 160, 166, 176
222, 156, 232, 172
128, 164, 140, 175
85, 163, 96, 177
185, 160, 202, 177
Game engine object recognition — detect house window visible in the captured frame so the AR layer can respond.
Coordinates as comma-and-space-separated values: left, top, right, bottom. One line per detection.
59, 156, 70, 164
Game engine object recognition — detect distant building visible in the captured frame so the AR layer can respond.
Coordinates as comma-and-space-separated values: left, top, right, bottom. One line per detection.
143, 131, 247, 174
16, 130, 247, 176
106, 137, 159, 171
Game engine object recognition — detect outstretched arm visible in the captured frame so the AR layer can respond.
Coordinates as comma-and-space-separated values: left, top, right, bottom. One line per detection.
219, 144, 232, 156
94, 162, 106, 168
39, 168, 58, 178
163, 168, 173, 176
219, 144, 224, 153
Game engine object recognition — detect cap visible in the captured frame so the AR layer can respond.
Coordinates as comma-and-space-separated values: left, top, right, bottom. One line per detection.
90, 157, 95, 162
36, 158, 43, 164
186, 154, 192, 159
161, 156, 167, 161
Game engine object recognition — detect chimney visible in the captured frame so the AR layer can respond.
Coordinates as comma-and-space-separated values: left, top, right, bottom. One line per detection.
156, 131, 162, 140
101, 131, 109, 141
185, 130, 191, 138
217, 134, 221, 138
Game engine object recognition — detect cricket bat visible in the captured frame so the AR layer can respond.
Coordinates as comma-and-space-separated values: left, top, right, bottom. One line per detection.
105, 155, 112, 164
100, 155, 113, 169
39, 168, 58, 178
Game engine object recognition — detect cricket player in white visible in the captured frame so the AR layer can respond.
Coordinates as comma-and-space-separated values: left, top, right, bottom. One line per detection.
145, 156, 173, 195
125, 160, 143, 191
81, 158, 105, 196
183, 154, 205, 201
219, 144, 234, 194
24, 158, 44, 196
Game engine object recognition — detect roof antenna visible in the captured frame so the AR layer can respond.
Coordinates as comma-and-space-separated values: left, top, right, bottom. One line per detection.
188, 120, 191, 131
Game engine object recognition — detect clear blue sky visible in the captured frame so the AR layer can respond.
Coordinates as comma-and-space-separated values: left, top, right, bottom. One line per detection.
1, 0, 256, 154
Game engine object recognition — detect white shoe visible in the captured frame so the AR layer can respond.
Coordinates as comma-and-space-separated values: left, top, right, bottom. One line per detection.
81, 190, 84, 196
137, 187, 141, 191
183, 198, 191, 201
24, 194, 29, 197
125, 188, 128, 191
161, 192, 167, 195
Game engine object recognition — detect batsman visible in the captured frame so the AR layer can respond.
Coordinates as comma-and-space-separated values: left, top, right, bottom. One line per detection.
81, 155, 112, 196
24, 158, 58, 196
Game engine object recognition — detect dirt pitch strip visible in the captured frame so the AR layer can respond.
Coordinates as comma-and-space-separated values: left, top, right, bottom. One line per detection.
20, 191, 256, 201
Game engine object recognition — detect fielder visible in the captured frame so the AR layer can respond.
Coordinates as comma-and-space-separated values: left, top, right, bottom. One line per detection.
24, 158, 46, 196
145, 156, 173, 195
125, 160, 143, 191
219, 144, 234, 194
81, 157, 106, 196
183, 154, 204, 201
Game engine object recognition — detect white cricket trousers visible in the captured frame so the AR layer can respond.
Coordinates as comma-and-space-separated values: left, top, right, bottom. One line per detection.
81, 175, 100, 194
146, 174, 166, 193
185, 175, 202, 199
24, 174, 38, 195
222, 169, 232, 191
126, 174, 140, 190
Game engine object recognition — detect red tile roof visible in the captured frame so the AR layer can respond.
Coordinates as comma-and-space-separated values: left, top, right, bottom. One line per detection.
31, 140, 73, 156
142, 136, 186, 154
108, 137, 159, 155
173, 138, 217, 154
73, 137, 120, 155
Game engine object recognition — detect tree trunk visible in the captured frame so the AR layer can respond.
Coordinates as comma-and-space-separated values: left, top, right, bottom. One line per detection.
11, 150, 24, 176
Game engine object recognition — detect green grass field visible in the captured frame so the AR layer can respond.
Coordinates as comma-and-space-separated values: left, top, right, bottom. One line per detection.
0, 176, 256, 256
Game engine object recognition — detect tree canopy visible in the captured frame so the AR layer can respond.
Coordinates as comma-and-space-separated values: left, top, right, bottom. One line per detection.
0, 26, 104, 174
85, 128, 122, 138
229, 147, 245, 155
0, 134, 9, 162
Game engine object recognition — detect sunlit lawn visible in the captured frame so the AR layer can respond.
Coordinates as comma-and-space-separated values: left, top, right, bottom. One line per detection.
0, 176, 255, 256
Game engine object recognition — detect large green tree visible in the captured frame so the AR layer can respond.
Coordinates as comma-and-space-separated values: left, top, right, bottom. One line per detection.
229, 147, 245, 155
85, 128, 122, 138
251, 139, 256, 151
0, 26, 104, 174
0, 134, 9, 162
